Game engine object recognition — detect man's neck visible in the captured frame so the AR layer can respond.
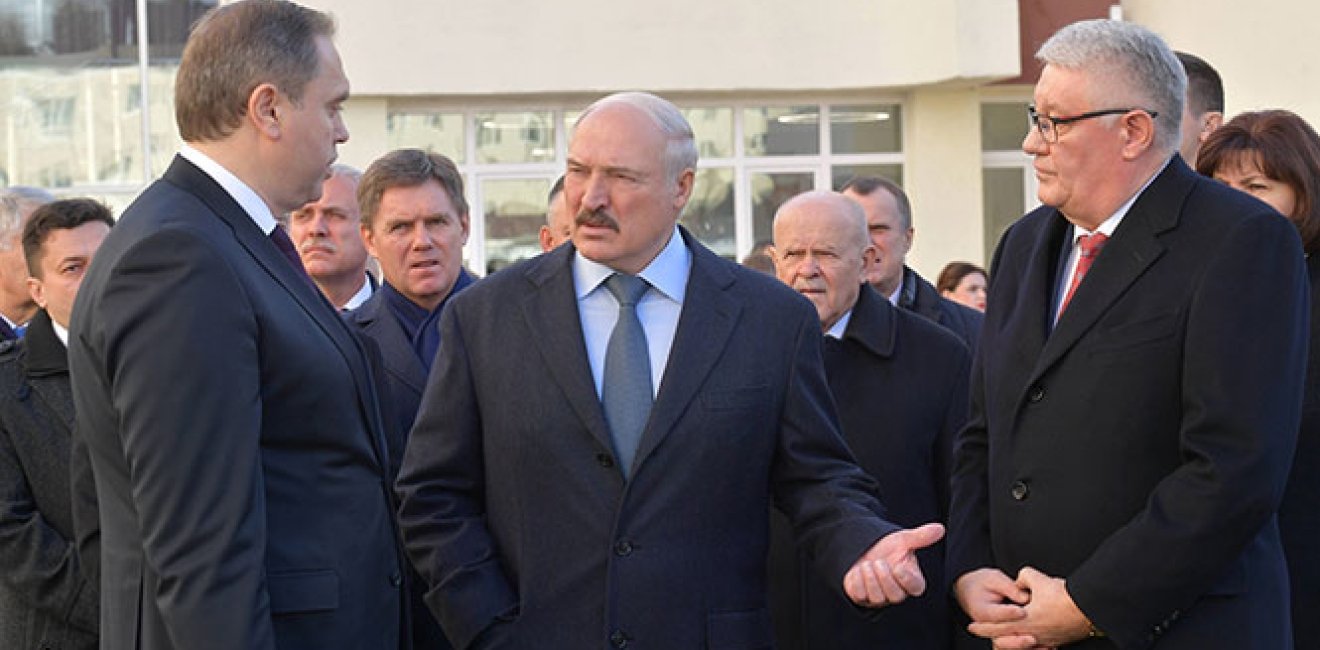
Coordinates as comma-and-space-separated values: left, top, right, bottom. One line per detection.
317, 271, 368, 310
188, 139, 285, 216
1067, 153, 1170, 231
0, 296, 36, 328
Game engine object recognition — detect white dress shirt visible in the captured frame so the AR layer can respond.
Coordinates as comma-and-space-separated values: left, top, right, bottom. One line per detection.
574, 227, 691, 399
179, 145, 278, 236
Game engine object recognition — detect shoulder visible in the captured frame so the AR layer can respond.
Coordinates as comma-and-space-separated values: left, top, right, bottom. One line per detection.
896, 305, 971, 361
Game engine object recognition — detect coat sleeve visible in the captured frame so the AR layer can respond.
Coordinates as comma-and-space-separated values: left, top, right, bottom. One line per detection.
396, 303, 517, 650
0, 411, 97, 634
89, 227, 275, 649
1066, 211, 1309, 646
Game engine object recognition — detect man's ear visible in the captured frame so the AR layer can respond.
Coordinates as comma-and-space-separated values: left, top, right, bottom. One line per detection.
1120, 110, 1157, 160
1200, 112, 1225, 142
248, 83, 282, 139
26, 276, 46, 310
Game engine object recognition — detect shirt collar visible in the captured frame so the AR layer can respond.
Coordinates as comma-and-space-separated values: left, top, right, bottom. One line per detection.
574, 226, 691, 302
341, 272, 375, 311
1071, 155, 1172, 242
824, 309, 853, 339
179, 145, 279, 236
51, 320, 68, 347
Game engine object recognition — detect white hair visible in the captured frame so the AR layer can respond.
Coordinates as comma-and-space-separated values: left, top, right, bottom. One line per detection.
573, 91, 699, 183
1037, 19, 1186, 152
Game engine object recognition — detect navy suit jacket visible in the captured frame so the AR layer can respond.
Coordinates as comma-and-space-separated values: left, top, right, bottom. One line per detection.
768, 285, 970, 650
68, 156, 407, 650
396, 228, 898, 649
346, 288, 429, 480
948, 157, 1308, 649
1280, 253, 1320, 650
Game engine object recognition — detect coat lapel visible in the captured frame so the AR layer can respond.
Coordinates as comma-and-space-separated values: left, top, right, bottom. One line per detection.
842, 285, 897, 359
162, 156, 392, 472
23, 311, 75, 431
520, 246, 616, 453
1030, 160, 1189, 382
631, 231, 741, 474
355, 292, 427, 400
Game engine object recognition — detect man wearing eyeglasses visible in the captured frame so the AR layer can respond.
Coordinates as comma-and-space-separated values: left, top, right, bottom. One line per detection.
948, 19, 1306, 650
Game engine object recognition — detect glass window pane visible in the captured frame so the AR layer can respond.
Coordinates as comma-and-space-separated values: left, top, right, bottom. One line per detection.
681, 167, 735, 258
832, 164, 903, 191
482, 177, 552, 275
831, 104, 902, 154
476, 111, 555, 164
751, 171, 815, 244
682, 107, 733, 159
388, 112, 465, 163
981, 102, 1030, 151
983, 167, 1026, 262
744, 106, 819, 156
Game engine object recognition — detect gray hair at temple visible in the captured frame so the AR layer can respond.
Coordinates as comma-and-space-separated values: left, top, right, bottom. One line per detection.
0, 186, 57, 248
1037, 19, 1186, 153
574, 91, 698, 183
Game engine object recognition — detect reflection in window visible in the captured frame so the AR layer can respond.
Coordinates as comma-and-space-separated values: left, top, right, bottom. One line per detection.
38, 97, 75, 136
682, 108, 733, 159
831, 104, 901, 154
476, 111, 555, 164
388, 112, 465, 163
751, 172, 814, 244
744, 106, 819, 156
832, 164, 903, 191
483, 178, 552, 274
682, 168, 735, 258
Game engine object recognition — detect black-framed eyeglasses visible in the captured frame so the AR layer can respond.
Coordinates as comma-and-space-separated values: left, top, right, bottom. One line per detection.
1027, 105, 1159, 143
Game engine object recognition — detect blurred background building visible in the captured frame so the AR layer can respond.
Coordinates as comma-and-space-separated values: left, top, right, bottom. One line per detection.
0, 0, 1312, 276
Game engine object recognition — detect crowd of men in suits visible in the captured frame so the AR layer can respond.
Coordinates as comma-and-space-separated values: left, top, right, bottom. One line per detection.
0, 1, 1315, 649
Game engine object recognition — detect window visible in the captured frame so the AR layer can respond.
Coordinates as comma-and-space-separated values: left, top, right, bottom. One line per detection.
980, 99, 1038, 262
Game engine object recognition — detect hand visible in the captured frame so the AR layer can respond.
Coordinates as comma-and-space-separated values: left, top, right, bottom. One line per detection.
843, 522, 944, 607
967, 567, 1092, 649
954, 567, 1030, 627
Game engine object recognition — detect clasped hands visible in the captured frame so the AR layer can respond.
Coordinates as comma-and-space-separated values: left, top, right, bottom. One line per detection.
842, 523, 945, 607
955, 566, 1094, 649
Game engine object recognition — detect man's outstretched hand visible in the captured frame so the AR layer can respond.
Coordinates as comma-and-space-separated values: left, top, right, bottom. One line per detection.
843, 523, 945, 607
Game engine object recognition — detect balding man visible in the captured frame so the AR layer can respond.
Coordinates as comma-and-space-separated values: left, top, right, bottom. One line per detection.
840, 177, 982, 352
396, 91, 943, 649
767, 191, 970, 650
0, 187, 55, 340
949, 20, 1305, 648
288, 164, 376, 310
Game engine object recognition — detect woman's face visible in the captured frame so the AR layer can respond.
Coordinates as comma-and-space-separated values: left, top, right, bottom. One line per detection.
944, 271, 987, 312
1213, 155, 1299, 222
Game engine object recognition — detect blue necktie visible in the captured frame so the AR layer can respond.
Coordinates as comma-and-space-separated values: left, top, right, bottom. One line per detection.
12, 323, 26, 338
602, 273, 653, 479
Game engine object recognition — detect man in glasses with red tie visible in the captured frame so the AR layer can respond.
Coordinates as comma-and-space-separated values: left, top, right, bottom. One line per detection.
948, 19, 1307, 650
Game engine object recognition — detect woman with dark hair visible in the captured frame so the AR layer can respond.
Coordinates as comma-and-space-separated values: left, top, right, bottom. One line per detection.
1197, 108, 1320, 650
936, 261, 987, 312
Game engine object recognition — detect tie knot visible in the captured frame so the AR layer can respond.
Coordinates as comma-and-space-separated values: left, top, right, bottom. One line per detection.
1078, 232, 1108, 258
606, 273, 649, 306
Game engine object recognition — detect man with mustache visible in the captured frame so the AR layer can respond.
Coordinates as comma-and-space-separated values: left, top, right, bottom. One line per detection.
397, 91, 943, 649
288, 164, 376, 311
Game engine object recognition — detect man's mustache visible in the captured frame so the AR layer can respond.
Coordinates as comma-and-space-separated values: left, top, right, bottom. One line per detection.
576, 209, 620, 233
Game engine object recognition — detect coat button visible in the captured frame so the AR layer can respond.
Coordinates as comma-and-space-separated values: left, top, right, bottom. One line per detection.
1010, 480, 1029, 501
610, 630, 630, 648
389, 572, 402, 587
614, 540, 634, 556
1028, 385, 1045, 402
596, 453, 615, 468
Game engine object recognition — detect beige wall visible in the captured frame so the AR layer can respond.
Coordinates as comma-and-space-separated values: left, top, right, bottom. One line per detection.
1124, 0, 1320, 126
308, 0, 1019, 95
906, 87, 985, 277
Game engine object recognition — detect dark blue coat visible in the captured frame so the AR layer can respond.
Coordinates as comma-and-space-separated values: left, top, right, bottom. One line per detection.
768, 285, 970, 650
397, 229, 899, 649
948, 157, 1307, 649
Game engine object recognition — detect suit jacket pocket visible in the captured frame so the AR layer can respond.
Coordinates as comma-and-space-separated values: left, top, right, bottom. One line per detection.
268, 569, 339, 614
706, 608, 772, 650
699, 386, 768, 412
1089, 312, 1180, 357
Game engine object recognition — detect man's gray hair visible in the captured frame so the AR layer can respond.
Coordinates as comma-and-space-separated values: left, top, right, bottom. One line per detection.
0, 186, 57, 248
574, 91, 699, 183
1037, 19, 1186, 153
329, 163, 362, 183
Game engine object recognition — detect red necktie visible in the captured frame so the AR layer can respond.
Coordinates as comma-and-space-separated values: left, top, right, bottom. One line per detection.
1059, 232, 1108, 315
